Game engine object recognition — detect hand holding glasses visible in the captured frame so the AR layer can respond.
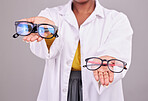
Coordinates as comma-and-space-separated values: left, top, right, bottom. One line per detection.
13, 21, 59, 39
83, 57, 127, 73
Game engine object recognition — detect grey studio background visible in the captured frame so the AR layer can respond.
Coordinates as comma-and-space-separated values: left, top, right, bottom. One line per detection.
0, 0, 148, 101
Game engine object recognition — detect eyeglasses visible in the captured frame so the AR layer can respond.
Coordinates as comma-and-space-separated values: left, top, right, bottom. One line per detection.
13, 21, 59, 39
83, 57, 127, 73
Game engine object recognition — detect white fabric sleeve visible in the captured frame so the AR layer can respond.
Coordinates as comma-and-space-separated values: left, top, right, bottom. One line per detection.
96, 12, 134, 94
30, 8, 62, 59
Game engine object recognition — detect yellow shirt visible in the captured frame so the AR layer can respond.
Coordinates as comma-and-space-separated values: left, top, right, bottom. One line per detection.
45, 39, 81, 71
71, 41, 81, 71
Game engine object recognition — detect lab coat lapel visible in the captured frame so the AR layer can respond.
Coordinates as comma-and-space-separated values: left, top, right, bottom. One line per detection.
64, 12, 79, 30
59, 0, 79, 30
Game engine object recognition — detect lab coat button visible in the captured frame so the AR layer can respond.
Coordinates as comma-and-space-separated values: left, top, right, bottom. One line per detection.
66, 60, 71, 66
63, 88, 67, 92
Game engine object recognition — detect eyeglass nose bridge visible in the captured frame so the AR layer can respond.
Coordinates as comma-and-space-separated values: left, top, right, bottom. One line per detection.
102, 59, 108, 62
31, 24, 38, 33
101, 59, 108, 66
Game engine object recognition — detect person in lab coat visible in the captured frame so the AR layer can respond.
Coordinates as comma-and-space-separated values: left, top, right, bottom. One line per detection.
20, 0, 133, 101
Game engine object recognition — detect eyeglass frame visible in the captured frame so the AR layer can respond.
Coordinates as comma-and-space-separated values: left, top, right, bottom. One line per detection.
13, 21, 59, 39
83, 57, 127, 73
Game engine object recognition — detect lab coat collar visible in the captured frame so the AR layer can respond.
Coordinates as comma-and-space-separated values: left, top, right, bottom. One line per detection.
59, 0, 105, 18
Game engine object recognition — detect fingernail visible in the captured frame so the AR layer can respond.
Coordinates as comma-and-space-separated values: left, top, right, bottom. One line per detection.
106, 85, 108, 88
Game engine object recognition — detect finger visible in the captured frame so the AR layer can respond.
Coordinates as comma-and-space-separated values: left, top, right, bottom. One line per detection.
30, 34, 39, 42
26, 34, 34, 42
93, 70, 99, 81
23, 33, 36, 42
108, 71, 114, 83
23, 36, 28, 41
99, 71, 104, 86
37, 37, 43, 42
104, 72, 109, 86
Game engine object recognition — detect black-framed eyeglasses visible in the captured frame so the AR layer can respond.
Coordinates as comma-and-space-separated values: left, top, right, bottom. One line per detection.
13, 21, 59, 39
83, 57, 127, 73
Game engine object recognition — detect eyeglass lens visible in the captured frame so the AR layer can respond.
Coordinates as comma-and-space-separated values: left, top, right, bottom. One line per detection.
87, 58, 102, 70
38, 25, 55, 38
108, 60, 124, 72
16, 22, 33, 36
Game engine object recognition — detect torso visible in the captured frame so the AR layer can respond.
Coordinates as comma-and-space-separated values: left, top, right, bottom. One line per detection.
72, 11, 92, 71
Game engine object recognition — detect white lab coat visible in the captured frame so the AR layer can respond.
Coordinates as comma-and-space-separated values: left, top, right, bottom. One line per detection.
30, 0, 133, 101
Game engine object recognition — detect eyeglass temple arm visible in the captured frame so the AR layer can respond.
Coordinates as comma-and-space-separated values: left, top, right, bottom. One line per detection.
123, 62, 127, 70
83, 65, 87, 67
13, 33, 19, 38
54, 29, 59, 37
